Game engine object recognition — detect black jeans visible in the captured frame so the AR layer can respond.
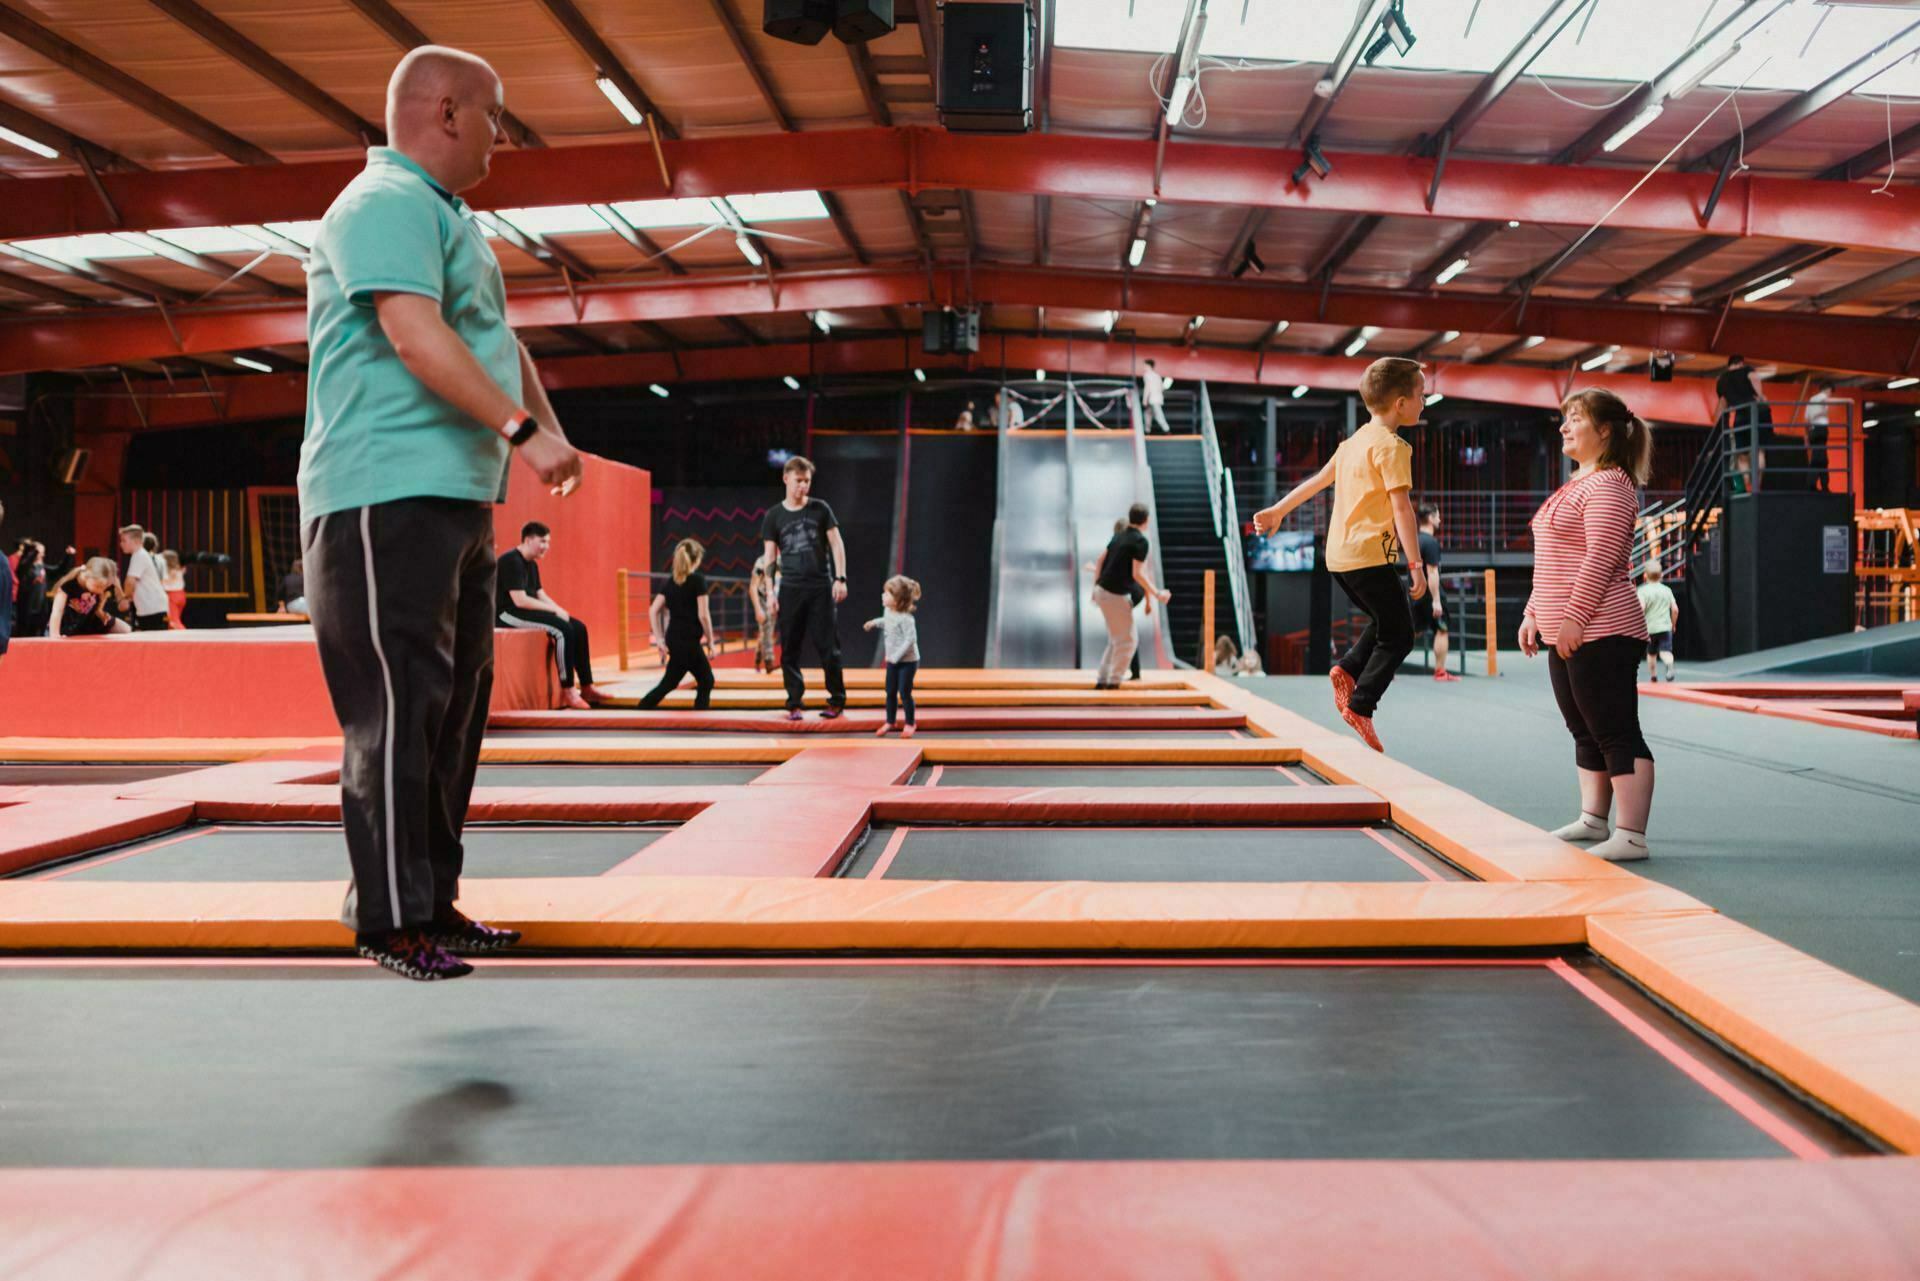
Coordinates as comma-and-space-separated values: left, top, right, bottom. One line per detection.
1332, 564, 1414, 717
499, 608, 594, 688
885, 660, 918, 726
1548, 634, 1654, 778
777, 583, 846, 711
638, 636, 714, 710
303, 498, 495, 935
134, 611, 170, 632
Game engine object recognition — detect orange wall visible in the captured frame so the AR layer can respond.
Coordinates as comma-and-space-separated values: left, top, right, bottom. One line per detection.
494, 451, 650, 652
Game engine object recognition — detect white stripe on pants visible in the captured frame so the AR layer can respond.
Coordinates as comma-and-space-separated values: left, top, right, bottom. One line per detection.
1092, 585, 1137, 685
499, 610, 566, 684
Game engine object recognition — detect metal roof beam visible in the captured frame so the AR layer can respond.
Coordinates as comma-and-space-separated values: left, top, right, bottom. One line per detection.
0, 3, 278, 165
146, 0, 384, 145
1803, 256, 1920, 312
339, 0, 544, 148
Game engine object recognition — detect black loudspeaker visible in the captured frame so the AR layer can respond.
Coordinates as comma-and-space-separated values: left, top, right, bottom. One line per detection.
940, 2, 1034, 133
951, 307, 979, 354
921, 308, 980, 356
923, 309, 948, 355
764, 0, 832, 45
55, 447, 90, 486
835, 0, 894, 42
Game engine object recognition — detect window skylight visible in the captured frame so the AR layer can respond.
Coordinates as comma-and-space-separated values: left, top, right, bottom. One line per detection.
728, 190, 830, 222
1056, 0, 1920, 97
150, 226, 267, 255
496, 205, 608, 237
609, 197, 727, 228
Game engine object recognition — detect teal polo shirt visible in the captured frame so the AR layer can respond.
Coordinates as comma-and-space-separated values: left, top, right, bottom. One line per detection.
298, 147, 521, 519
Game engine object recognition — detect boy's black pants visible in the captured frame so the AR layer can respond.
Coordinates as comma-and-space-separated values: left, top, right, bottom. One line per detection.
1332, 564, 1414, 717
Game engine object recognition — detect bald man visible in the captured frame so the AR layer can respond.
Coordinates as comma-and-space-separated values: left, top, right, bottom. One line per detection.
299, 46, 583, 981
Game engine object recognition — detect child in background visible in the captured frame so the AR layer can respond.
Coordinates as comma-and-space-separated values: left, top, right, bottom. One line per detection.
49, 558, 132, 637
161, 550, 187, 629
749, 553, 777, 674
1252, 357, 1430, 752
1637, 566, 1679, 683
639, 538, 716, 711
865, 575, 921, 736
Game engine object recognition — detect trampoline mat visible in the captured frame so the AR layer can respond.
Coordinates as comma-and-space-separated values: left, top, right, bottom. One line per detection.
473, 765, 767, 787
909, 764, 1326, 787
0, 959, 1858, 1167
483, 729, 1248, 743
38, 826, 669, 882
840, 826, 1458, 882
0, 764, 201, 786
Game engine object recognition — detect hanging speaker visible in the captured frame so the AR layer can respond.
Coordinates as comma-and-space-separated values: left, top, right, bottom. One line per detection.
55, 447, 90, 486
835, 0, 893, 42
764, 0, 833, 45
939, 2, 1034, 133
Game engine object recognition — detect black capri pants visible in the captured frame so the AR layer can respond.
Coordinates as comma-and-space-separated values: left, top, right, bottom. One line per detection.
1547, 633, 1654, 778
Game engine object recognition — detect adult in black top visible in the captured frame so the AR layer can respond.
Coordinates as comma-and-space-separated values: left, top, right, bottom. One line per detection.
1415, 504, 1453, 679
759, 458, 849, 718
0, 505, 12, 660
1714, 356, 1804, 490
496, 522, 599, 708
639, 548, 715, 710
1095, 526, 1149, 596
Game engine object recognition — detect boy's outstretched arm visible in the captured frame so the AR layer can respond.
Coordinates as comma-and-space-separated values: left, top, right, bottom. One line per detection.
1389, 489, 1427, 599
1251, 459, 1335, 534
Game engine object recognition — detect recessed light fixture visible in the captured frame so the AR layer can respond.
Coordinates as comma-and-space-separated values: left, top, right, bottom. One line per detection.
1742, 276, 1794, 303
649, 383, 670, 398
783, 375, 801, 391
231, 355, 273, 373
594, 76, 645, 127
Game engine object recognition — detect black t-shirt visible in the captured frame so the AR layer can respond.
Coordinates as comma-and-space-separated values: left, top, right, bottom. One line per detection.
760, 499, 839, 588
1096, 527, 1149, 595
1417, 531, 1441, 574
1715, 367, 1757, 407
496, 548, 542, 616
659, 572, 708, 645
58, 583, 108, 636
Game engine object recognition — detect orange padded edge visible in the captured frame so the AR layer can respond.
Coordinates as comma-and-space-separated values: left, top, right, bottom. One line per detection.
1189, 674, 1639, 883
600, 688, 1213, 710
871, 786, 1387, 824
0, 877, 1708, 951
478, 737, 801, 763
4, 1159, 1917, 1281
682, 668, 1192, 691
487, 708, 1248, 733
918, 741, 1302, 764
751, 743, 922, 787
178, 785, 725, 824
0, 737, 338, 763
0, 799, 195, 877
1591, 912, 1920, 1154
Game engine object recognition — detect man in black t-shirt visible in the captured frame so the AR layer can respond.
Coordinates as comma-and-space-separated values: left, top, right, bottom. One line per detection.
1414, 504, 1456, 682
496, 520, 601, 709
1714, 355, 1804, 491
1090, 503, 1170, 689
759, 455, 849, 718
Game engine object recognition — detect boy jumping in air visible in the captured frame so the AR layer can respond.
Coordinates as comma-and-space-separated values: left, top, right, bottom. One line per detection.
1253, 357, 1429, 752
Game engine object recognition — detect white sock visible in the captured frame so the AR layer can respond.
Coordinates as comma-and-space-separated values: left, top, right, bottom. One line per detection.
1550, 812, 1609, 842
1590, 826, 1650, 862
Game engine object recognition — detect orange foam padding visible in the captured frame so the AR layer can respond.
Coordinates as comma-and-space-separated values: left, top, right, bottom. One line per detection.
693, 668, 1191, 691
1660, 681, 1915, 699
494, 450, 648, 650
918, 741, 1302, 764
1592, 912, 1920, 1154
1642, 684, 1919, 740
0, 798, 194, 877
488, 708, 1248, 733
4, 1158, 1918, 1280
0, 630, 554, 737
119, 747, 344, 800
479, 737, 802, 763
751, 743, 922, 787
1189, 673, 1640, 882
0, 876, 1708, 952
1906, 691, 1920, 713
871, 786, 1387, 825
598, 687, 1213, 709
0, 737, 339, 763
181, 784, 727, 824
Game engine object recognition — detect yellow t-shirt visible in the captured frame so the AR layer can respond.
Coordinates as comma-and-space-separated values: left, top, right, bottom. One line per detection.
1324, 421, 1413, 572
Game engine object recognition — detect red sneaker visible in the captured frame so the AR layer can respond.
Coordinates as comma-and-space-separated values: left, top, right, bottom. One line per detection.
1330, 667, 1356, 714
1433, 671, 1462, 683
561, 688, 591, 711
1340, 706, 1384, 753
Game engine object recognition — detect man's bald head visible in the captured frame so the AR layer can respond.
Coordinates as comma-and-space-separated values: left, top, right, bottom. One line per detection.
383, 47, 505, 193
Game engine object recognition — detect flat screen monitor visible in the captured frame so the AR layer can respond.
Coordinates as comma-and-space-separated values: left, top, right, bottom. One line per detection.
1248, 529, 1315, 572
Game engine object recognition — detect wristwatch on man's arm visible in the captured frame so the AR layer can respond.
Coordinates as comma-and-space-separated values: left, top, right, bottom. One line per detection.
500, 410, 538, 447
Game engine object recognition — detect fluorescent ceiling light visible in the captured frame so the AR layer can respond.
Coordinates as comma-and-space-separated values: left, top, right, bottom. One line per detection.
782, 375, 802, 391
1670, 41, 1742, 99
1128, 236, 1147, 267
1521, 335, 1546, 349
813, 312, 831, 334
1035, 369, 1047, 380
1887, 377, 1919, 389
1189, 315, 1205, 330
1272, 320, 1289, 336
1103, 310, 1118, 334
913, 368, 926, 382
1742, 275, 1794, 303
1862, 418, 1879, 429
649, 383, 670, 398
734, 233, 764, 267
1603, 103, 1664, 153
1506, 220, 1520, 229
1165, 75, 1196, 124
1144, 197, 1157, 208
595, 76, 645, 126
1360, 325, 1381, 339
0, 126, 59, 159
231, 356, 273, 373
1424, 392, 1444, 406
1580, 351, 1615, 371
1343, 335, 1368, 357
727, 191, 828, 223
1434, 257, 1469, 285
1439, 330, 1461, 343
1291, 385, 1308, 399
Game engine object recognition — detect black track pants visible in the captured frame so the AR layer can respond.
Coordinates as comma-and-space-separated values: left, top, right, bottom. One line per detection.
1332, 564, 1415, 717
777, 584, 846, 711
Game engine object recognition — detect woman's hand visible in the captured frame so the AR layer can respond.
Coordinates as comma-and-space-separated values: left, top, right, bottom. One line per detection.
1519, 616, 1540, 658
1554, 618, 1586, 659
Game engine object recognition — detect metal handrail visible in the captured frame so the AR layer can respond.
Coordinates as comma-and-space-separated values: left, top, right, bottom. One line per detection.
1198, 382, 1255, 655
1195, 390, 1225, 540
1128, 386, 1177, 670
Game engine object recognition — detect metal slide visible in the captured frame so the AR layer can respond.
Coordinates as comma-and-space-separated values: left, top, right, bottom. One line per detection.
987, 382, 1169, 670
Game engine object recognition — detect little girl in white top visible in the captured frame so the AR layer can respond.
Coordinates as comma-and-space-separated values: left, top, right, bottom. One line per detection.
864, 575, 921, 736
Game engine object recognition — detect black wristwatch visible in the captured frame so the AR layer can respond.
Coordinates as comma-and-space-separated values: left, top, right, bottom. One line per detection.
834, 576, 847, 584
501, 410, 538, 447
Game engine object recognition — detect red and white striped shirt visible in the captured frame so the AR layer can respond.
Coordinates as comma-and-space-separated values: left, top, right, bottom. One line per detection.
1525, 468, 1647, 645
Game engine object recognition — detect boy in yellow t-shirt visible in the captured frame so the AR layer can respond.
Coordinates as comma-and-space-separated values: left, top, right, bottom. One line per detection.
1253, 357, 1429, 751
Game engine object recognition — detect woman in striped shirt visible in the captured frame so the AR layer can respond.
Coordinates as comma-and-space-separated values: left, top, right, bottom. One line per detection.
1521, 388, 1656, 862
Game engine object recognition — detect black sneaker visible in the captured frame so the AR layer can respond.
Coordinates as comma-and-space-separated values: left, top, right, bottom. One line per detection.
356, 929, 474, 982
819, 705, 844, 720
428, 908, 522, 955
